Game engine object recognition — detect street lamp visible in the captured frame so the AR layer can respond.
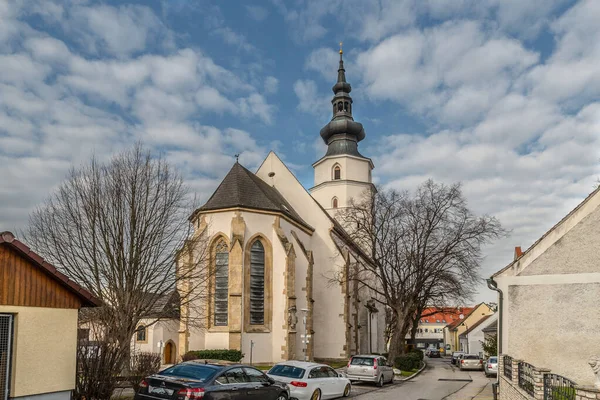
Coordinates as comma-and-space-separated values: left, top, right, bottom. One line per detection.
301, 308, 309, 361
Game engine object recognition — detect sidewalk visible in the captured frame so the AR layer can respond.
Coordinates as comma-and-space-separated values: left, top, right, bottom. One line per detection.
444, 373, 494, 400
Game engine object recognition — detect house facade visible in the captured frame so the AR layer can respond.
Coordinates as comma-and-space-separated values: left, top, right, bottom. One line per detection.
406, 307, 473, 350
458, 313, 497, 358
492, 186, 600, 396
177, 49, 386, 364
0, 232, 99, 400
443, 303, 494, 353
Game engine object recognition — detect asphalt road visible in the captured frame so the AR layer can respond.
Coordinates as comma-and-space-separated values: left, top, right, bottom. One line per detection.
348, 356, 494, 399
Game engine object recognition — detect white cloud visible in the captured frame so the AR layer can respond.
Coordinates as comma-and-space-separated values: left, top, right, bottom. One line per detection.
237, 93, 276, 125
293, 79, 330, 117
305, 47, 339, 80
264, 76, 279, 94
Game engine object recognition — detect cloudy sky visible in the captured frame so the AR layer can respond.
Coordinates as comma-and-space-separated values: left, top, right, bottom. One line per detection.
2, 0, 599, 303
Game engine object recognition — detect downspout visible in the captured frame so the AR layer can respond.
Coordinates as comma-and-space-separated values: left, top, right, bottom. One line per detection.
486, 277, 503, 355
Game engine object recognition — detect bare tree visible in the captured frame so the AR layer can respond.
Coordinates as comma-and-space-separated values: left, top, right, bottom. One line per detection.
26, 144, 210, 381
337, 180, 504, 361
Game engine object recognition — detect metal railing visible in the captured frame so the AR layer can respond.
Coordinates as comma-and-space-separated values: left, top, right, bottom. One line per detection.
503, 355, 513, 380
544, 373, 576, 400
518, 361, 535, 397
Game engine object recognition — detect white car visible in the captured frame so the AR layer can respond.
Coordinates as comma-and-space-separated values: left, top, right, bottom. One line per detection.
267, 361, 351, 400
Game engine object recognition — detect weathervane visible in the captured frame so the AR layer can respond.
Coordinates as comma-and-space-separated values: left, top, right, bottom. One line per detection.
339, 41, 343, 55
235, 154, 240, 163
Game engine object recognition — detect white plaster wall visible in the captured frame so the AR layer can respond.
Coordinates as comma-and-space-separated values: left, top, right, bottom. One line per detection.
310, 181, 372, 213
313, 155, 372, 186
205, 332, 229, 349
520, 205, 600, 276
132, 319, 179, 360
256, 153, 355, 360
505, 283, 600, 385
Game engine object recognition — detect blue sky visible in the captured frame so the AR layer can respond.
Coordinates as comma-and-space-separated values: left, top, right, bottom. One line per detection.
2, 0, 600, 302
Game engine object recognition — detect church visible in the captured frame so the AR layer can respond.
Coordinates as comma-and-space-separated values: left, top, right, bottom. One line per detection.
177, 48, 387, 364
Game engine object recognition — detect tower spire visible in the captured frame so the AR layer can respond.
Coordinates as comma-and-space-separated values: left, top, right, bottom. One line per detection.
318, 44, 366, 158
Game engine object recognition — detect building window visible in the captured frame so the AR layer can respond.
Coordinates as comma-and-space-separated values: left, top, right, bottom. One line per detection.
332, 197, 338, 208
249, 240, 265, 325
136, 325, 146, 342
333, 165, 341, 180
214, 239, 229, 326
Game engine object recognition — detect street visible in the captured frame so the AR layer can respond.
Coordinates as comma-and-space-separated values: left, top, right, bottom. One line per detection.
348, 357, 494, 399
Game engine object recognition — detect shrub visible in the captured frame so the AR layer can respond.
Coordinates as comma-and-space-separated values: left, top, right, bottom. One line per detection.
182, 349, 244, 362
129, 352, 161, 391
409, 349, 424, 361
394, 354, 420, 371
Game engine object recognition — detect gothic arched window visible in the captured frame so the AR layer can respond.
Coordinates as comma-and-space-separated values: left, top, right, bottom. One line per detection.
214, 239, 229, 326
333, 165, 341, 180
332, 197, 338, 208
249, 241, 265, 325
344, 101, 349, 111
338, 102, 343, 112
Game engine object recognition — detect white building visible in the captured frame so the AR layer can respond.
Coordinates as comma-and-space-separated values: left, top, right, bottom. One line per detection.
177, 49, 386, 364
458, 313, 497, 357
491, 186, 600, 387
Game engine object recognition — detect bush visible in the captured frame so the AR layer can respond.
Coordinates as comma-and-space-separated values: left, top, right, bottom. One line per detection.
394, 354, 420, 371
129, 352, 162, 391
409, 349, 424, 361
182, 349, 244, 362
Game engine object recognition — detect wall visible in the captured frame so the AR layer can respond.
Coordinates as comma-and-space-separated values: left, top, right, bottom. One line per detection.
312, 155, 372, 187
0, 306, 78, 398
131, 319, 179, 362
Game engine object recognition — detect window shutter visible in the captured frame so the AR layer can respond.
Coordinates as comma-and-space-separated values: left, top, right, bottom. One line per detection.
250, 241, 265, 325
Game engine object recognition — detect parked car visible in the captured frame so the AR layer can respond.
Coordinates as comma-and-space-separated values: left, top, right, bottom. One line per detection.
451, 351, 465, 365
459, 354, 483, 371
135, 360, 290, 400
345, 355, 394, 387
428, 349, 441, 358
484, 356, 498, 377
267, 361, 351, 400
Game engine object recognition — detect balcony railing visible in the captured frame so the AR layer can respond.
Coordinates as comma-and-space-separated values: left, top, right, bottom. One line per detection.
544, 373, 576, 400
503, 355, 513, 380
518, 361, 535, 397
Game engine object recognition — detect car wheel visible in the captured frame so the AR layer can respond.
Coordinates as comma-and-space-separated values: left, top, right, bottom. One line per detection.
343, 384, 351, 397
276, 394, 288, 400
377, 375, 384, 387
310, 389, 321, 400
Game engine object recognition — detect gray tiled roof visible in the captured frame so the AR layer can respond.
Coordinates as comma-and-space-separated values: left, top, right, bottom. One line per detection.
197, 163, 313, 231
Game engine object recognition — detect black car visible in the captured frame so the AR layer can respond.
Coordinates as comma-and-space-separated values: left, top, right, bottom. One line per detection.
428, 349, 441, 358
135, 361, 289, 400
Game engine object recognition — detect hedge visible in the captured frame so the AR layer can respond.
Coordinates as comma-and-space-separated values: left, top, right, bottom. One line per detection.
182, 349, 244, 362
394, 351, 423, 371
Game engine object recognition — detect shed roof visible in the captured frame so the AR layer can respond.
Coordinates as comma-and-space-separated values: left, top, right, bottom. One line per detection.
0, 231, 100, 307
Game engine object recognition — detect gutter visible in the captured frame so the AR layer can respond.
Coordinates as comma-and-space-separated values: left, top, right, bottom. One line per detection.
486, 277, 503, 376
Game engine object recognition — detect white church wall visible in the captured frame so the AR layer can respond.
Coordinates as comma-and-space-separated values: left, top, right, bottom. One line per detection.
313, 155, 372, 186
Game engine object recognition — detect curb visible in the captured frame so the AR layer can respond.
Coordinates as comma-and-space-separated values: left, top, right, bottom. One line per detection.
395, 360, 427, 382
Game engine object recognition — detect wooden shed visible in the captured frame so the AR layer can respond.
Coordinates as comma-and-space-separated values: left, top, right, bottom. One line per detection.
0, 231, 100, 400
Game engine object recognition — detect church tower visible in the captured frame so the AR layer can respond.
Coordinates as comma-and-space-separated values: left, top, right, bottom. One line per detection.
310, 45, 374, 216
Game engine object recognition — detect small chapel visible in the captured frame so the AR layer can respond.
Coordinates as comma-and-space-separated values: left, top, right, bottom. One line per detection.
177, 47, 387, 364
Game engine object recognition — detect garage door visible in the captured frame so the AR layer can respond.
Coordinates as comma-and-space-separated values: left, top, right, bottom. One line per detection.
0, 315, 13, 400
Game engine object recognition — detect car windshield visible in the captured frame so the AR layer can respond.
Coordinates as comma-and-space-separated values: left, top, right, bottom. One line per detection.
464, 355, 479, 360
489, 357, 498, 363
158, 364, 218, 381
351, 357, 375, 366
268, 365, 306, 379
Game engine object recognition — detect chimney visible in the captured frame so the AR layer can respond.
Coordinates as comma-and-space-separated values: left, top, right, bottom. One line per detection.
514, 246, 523, 260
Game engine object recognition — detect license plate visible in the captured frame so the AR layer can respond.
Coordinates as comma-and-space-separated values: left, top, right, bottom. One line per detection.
149, 386, 174, 396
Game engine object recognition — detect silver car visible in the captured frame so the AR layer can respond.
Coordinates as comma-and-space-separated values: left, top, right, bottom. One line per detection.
345, 355, 395, 387
484, 356, 498, 376
459, 354, 483, 371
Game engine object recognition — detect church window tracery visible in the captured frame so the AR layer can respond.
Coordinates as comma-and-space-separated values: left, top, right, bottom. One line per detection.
214, 239, 229, 326
249, 240, 265, 325
333, 165, 341, 180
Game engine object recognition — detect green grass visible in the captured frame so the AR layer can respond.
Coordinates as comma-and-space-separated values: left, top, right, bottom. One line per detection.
254, 365, 273, 371
399, 368, 420, 377
328, 360, 350, 369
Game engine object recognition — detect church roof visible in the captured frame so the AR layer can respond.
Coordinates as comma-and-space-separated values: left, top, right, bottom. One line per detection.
194, 162, 313, 231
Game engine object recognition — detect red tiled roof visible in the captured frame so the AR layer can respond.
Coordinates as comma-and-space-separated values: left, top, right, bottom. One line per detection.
0, 231, 101, 307
419, 307, 475, 327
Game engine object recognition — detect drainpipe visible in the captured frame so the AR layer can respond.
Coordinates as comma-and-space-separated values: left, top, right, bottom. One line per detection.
486, 277, 503, 355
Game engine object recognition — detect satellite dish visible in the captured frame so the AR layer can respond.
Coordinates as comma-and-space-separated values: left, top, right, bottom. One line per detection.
459, 314, 464, 319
